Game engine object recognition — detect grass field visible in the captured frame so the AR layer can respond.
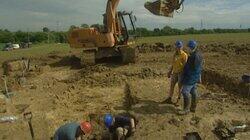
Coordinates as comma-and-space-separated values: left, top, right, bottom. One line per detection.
0, 43, 4, 50
0, 43, 70, 64
137, 32, 250, 44
0, 33, 249, 64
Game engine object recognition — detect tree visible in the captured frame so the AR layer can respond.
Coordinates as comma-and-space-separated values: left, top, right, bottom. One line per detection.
43, 27, 50, 32
69, 25, 78, 31
90, 24, 104, 31
0, 30, 14, 43
14, 31, 27, 43
161, 25, 173, 35
81, 24, 89, 28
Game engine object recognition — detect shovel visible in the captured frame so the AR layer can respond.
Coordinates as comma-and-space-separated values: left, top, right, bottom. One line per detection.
24, 112, 35, 140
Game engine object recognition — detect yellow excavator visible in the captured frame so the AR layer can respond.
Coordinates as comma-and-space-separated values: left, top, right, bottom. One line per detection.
68, 0, 184, 66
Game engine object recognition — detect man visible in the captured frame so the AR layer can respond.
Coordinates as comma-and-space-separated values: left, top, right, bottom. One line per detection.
54, 121, 92, 140
178, 40, 203, 115
104, 114, 136, 140
162, 40, 188, 104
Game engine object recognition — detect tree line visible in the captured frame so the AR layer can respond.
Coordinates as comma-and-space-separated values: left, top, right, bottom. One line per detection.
0, 25, 249, 43
136, 26, 250, 37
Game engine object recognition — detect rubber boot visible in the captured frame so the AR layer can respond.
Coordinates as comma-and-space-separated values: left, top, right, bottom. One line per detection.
190, 97, 197, 113
178, 97, 190, 115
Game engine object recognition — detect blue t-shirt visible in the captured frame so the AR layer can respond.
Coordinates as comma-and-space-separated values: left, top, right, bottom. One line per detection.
181, 50, 203, 85
54, 122, 80, 140
109, 116, 131, 133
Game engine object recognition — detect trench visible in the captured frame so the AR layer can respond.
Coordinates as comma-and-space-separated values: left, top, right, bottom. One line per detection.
202, 68, 250, 98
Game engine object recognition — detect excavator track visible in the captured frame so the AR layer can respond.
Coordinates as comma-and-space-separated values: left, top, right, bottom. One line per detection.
80, 50, 96, 66
120, 46, 138, 64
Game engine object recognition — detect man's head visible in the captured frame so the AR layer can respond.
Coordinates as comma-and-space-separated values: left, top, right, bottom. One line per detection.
104, 114, 113, 128
175, 40, 183, 52
80, 121, 92, 135
187, 40, 197, 52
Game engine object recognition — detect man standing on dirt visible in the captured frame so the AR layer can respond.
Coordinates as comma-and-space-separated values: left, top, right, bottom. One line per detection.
54, 121, 92, 140
178, 40, 203, 115
162, 40, 188, 104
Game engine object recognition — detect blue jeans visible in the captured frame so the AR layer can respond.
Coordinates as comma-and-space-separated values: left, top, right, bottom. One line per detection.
181, 84, 198, 110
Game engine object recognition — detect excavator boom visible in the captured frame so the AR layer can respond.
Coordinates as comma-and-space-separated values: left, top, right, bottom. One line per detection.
68, 0, 184, 66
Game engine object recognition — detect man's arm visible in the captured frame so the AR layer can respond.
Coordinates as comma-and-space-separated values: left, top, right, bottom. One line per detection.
130, 118, 135, 132
168, 54, 176, 78
194, 53, 203, 83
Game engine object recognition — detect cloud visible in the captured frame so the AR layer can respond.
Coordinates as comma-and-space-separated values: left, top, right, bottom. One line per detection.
0, 0, 249, 31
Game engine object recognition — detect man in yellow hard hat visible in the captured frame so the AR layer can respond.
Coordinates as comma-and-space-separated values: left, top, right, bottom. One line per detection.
162, 40, 188, 104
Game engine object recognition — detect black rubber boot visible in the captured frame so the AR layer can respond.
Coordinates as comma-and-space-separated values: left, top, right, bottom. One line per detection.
190, 97, 197, 113
178, 97, 190, 115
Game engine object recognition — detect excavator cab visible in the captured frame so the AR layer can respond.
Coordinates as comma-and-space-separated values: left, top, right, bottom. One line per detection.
117, 11, 137, 45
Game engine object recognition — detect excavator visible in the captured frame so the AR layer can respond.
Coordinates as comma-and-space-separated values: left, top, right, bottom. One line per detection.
68, 0, 185, 66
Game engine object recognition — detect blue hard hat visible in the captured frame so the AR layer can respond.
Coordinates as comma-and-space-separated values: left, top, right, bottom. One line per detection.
175, 40, 183, 48
188, 40, 197, 49
104, 114, 113, 128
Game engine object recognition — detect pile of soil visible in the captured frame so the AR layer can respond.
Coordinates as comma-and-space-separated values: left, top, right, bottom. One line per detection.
137, 43, 173, 53
200, 43, 250, 55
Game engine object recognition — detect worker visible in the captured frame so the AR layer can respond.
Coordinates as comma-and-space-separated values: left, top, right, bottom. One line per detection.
54, 121, 92, 140
104, 114, 136, 140
178, 40, 203, 115
162, 40, 188, 104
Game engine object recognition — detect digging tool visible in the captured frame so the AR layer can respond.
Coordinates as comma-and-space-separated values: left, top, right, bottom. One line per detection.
1, 75, 16, 100
1, 75, 10, 98
24, 112, 35, 140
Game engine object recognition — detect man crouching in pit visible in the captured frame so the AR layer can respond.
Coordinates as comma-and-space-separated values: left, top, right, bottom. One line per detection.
104, 114, 136, 140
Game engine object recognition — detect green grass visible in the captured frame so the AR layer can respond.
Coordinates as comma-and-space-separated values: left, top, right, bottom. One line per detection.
137, 33, 250, 45
0, 43, 5, 50
0, 33, 249, 64
0, 43, 70, 64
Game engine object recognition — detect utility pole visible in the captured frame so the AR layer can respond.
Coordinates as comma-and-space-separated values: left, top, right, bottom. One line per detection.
56, 21, 59, 32
27, 28, 30, 43
47, 32, 50, 44
200, 19, 203, 30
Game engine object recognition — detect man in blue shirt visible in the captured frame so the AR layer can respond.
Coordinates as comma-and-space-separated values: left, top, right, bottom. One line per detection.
104, 114, 136, 140
178, 40, 203, 115
54, 121, 92, 140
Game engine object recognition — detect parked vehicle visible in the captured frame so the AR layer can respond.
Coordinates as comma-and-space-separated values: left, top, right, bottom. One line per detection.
2, 43, 14, 51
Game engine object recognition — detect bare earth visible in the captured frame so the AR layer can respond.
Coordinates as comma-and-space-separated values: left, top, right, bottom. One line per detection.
0, 49, 249, 140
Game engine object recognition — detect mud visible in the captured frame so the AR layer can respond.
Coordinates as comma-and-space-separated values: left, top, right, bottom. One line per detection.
0, 43, 249, 140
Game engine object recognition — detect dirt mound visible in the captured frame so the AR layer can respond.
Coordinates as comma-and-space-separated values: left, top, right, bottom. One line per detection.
137, 42, 250, 55
2, 58, 30, 76
200, 43, 250, 55
137, 43, 173, 53
202, 68, 250, 98
50, 55, 81, 69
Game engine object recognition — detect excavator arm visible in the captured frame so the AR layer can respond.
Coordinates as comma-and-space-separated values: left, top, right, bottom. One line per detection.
105, 0, 184, 35
145, 0, 185, 17
106, 0, 121, 34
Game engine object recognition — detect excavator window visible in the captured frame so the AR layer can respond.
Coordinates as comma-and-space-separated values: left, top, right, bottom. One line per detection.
118, 11, 136, 44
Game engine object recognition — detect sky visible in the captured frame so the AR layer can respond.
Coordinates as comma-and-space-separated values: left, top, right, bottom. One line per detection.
0, 0, 249, 31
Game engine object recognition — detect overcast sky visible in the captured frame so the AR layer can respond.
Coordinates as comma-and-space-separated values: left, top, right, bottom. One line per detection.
0, 0, 249, 31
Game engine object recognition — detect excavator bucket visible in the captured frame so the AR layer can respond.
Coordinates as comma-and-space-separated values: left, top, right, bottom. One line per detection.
145, 0, 180, 17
